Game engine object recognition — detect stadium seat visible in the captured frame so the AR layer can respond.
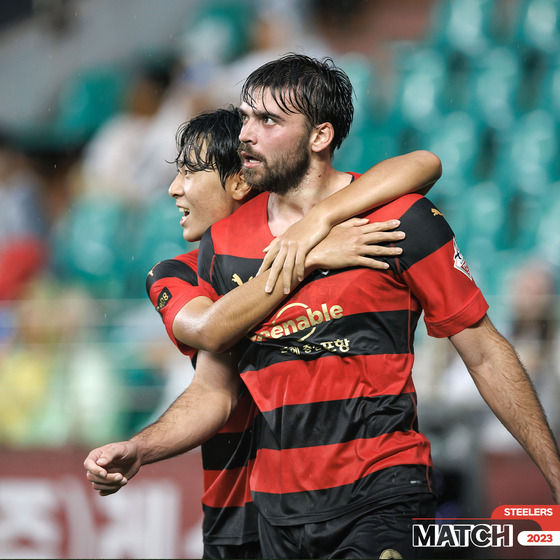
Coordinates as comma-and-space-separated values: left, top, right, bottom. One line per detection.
420, 111, 484, 195
178, 0, 254, 66
387, 46, 449, 152
429, 0, 500, 57
334, 54, 398, 172
16, 64, 129, 152
50, 193, 131, 297
460, 180, 507, 252
493, 109, 559, 198
454, 181, 509, 294
463, 47, 523, 131
536, 56, 560, 117
534, 183, 560, 268
125, 192, 192, 298
510, 0, 560, 59
337, 53, 384, 126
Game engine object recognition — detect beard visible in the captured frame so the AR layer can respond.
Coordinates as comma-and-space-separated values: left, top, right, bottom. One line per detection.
238, 134, 311, 195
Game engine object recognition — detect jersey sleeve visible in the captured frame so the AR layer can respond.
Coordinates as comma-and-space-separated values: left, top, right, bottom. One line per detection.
391, 196, 489, 338
197, 228, 221, 302
146, 253, 208, 358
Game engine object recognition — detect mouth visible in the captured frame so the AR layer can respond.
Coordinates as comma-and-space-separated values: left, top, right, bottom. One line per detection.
177, 205, 190, 224
239, 147, 263, 168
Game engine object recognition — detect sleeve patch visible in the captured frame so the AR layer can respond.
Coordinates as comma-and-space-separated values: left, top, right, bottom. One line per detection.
156, 287, 172, 313
452, 238, 473, 281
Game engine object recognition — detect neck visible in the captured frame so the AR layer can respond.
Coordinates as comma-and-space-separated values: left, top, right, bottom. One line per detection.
267, 161, 352, 236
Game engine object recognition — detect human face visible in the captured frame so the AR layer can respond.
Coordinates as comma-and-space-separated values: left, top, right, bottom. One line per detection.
168, 156, 235, 243
238, 89, 313, 194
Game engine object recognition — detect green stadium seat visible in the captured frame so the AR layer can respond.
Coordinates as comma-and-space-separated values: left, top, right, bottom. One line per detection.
493, 109, 559, 198
15, 64, 129, 152
536, 56, 560, 117
420, 111, 484, 195
387, 46, 449, 152
334, 54, 398, 172
463, 47, 523, 130
451, 180, 510, 295
50, 193, 131, 297
510, 0, 560, 59
460, 180, 508, 252
337, 53, 384, 126
429, 0, 500, 57
179, 0, 254, 66
125, 192, 192, 298
534, 182, 560, 265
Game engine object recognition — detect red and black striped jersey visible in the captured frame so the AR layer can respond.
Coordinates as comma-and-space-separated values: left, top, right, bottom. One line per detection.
197, 182, 489, 526
146, 250, 259, 545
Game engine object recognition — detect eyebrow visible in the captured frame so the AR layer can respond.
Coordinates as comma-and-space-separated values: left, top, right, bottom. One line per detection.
239, 105, 286, 123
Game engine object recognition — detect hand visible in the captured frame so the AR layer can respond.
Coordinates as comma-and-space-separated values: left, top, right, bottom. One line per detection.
83, 441, 142, 496
307, 218, 405, 271
257, 213, 333, 294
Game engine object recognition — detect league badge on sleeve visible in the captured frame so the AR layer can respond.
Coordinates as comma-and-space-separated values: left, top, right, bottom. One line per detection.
156, 287, 173, 313
452, 238, 473, 281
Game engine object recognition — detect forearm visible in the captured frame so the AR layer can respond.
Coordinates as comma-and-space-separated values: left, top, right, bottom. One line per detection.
130, 387, 232, 465
131, 351, 240, 464
308, 150, 441, 228
174, 271, 296, 353
452, 317, 560, 500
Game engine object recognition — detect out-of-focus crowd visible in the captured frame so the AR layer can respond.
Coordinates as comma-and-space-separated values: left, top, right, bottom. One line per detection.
0, 0, 558, 494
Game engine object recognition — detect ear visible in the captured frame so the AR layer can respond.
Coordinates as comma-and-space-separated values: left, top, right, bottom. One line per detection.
225, 172, 253, 203
310, 122, 335, 154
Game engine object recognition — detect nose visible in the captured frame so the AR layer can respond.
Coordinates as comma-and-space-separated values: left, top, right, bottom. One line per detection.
239, 118, 255, 144
168, 172, 183, 198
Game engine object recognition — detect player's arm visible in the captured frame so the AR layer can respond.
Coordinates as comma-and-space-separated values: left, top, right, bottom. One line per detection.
84, 350, 240, 496
259, 149, 442, 292
450, 314, 560, 503
173, 218, 403, 353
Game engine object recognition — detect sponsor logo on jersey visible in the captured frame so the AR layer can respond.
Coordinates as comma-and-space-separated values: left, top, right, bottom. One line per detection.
250, 301, 344, 342
156, 287, 172, 313
431, 208, 444, 217
452, 238, 473, 281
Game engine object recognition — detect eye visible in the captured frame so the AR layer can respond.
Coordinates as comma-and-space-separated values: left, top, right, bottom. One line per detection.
240, 113, 249, 124
177, 165, 189, 177
263, 116, 275, 125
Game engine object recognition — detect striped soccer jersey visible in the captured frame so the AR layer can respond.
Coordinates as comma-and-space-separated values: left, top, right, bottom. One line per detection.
146, 250, 259, 545
197, 183, 489, 526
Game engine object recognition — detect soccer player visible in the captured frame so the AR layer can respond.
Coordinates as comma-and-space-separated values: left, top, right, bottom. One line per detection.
84, 105, 442, 559
193, 54, 560, 559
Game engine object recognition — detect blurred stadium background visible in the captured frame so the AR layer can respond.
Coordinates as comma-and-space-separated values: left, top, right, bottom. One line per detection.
0, 0, 559, 558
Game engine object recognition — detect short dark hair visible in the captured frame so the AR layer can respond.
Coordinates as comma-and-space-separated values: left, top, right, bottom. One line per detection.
174, 106, 242, 187
240, 53, 354, 154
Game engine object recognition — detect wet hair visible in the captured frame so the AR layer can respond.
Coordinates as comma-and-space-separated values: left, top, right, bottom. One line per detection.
174, 105, 242, 187
240, 53, 354, 154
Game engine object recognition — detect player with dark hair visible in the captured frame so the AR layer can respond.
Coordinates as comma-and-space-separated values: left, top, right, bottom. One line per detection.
84, 102, 443, 559
193, 54, 560, 558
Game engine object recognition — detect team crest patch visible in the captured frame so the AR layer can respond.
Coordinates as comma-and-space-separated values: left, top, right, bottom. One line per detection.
452, 238, 473, 281
379, 549, 403, 559
156, 287, 172, 313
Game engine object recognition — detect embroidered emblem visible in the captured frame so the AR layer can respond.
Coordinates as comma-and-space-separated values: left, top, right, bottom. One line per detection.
156, 287, 172, 313
453, 238, 473, 281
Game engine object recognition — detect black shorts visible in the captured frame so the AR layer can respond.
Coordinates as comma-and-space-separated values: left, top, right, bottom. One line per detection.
258, 493, 437, 559
202, 540, 261, 559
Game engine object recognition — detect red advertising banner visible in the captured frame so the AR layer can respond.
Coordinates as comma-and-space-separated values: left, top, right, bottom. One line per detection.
0, 447, 205, 559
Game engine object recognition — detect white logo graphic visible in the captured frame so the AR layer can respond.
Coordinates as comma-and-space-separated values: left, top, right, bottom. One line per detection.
453, 238, 473, 281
